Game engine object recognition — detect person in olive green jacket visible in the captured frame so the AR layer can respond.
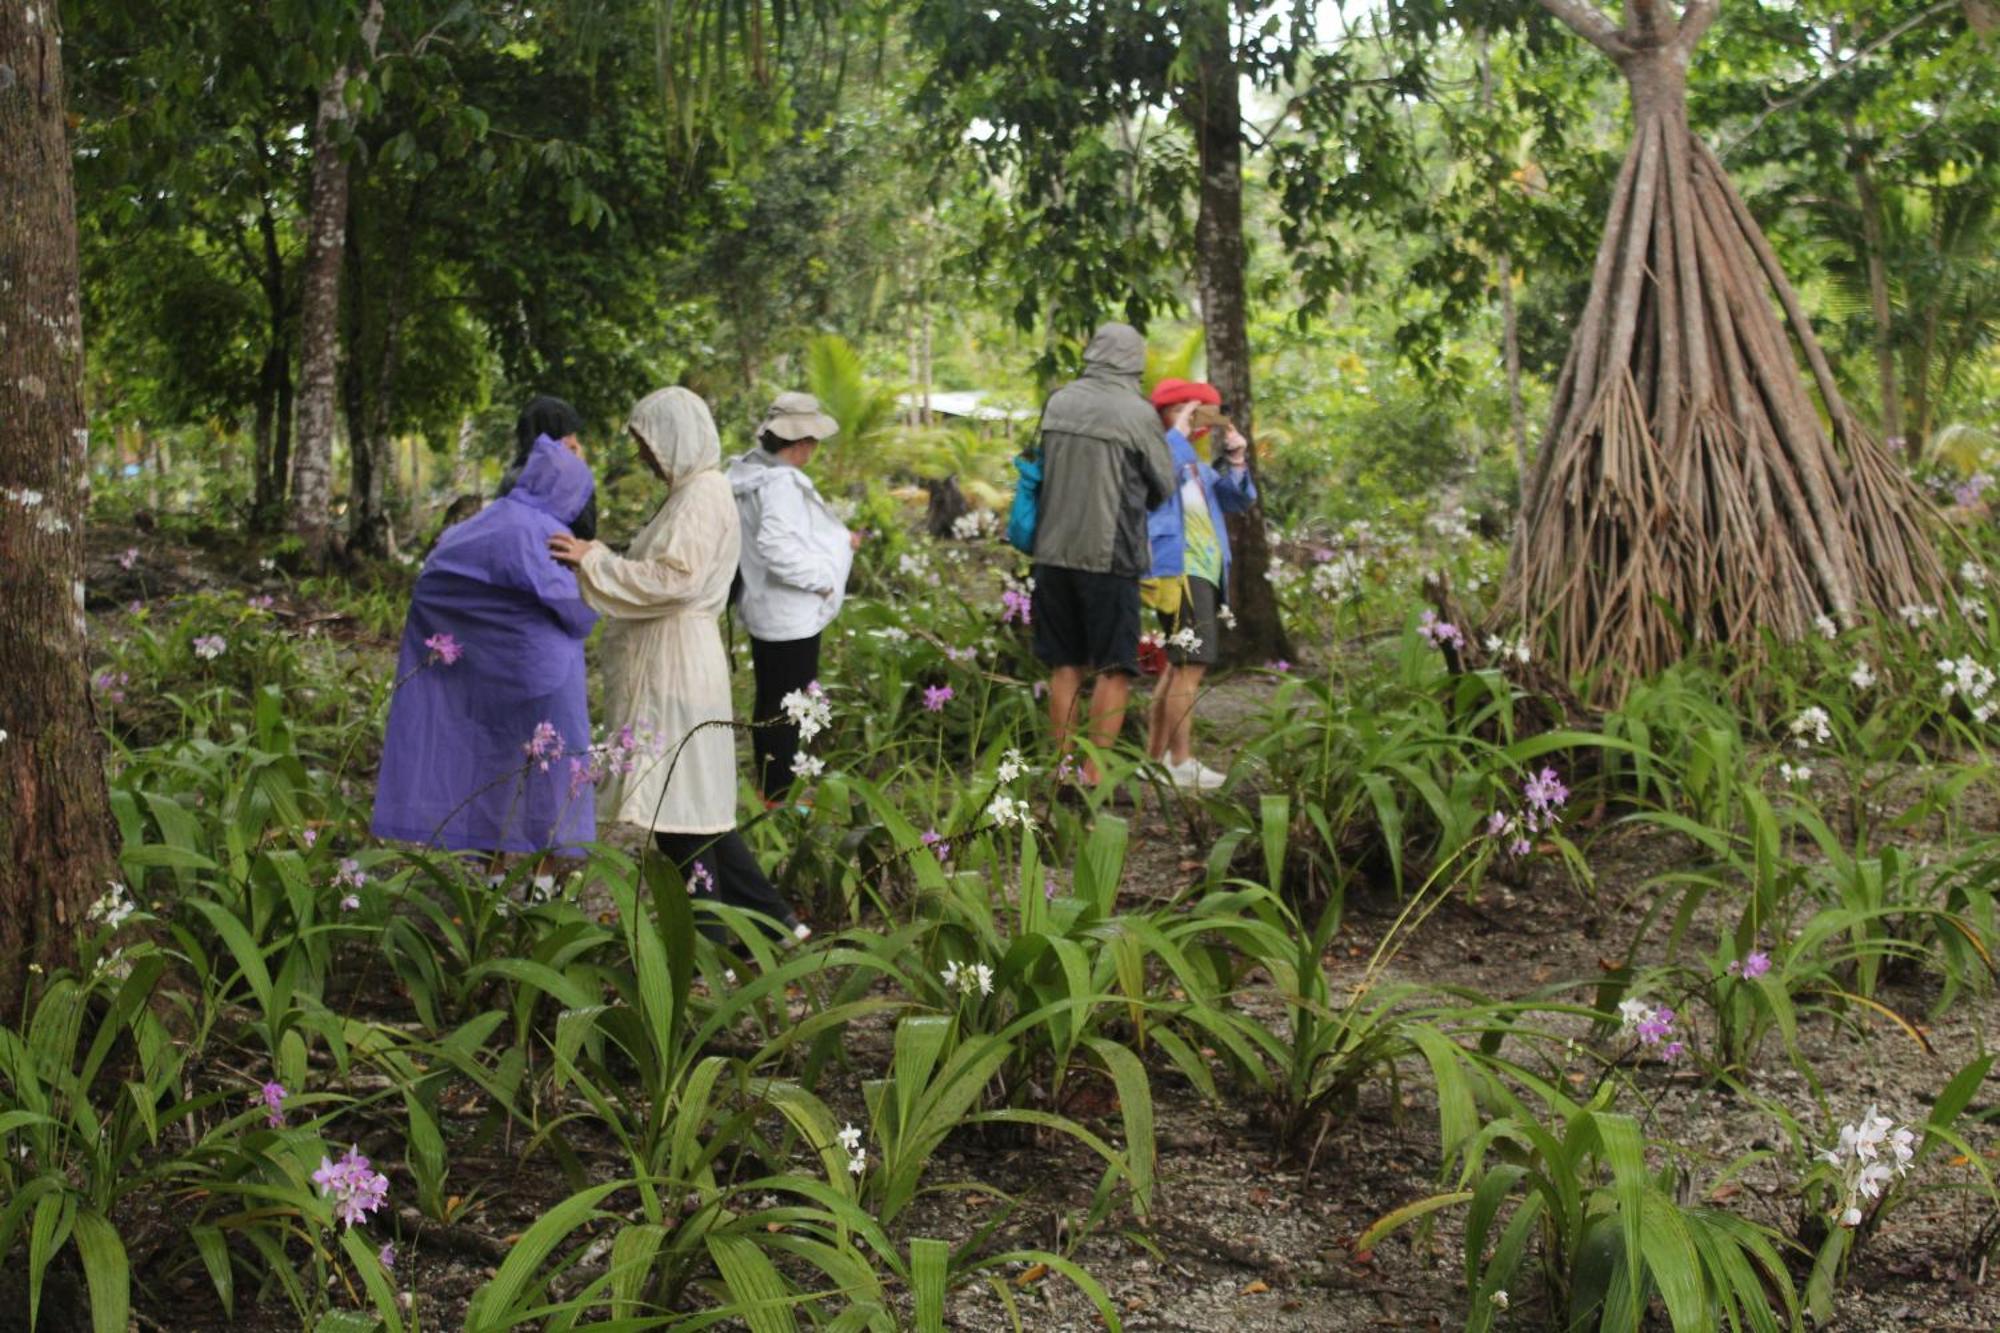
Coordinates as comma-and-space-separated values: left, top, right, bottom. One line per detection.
1029, 322, 1176, 786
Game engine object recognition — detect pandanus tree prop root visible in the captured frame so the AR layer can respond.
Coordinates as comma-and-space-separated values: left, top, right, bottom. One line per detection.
1500, 0, 1945, 701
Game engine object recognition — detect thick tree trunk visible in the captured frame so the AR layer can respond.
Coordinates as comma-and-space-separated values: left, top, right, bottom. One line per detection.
1507, 0, 1941, 698
0, 0, 120, 1024
289, 0, 383, 563
1183, 8, 1290, 666
291, 69, 354, 562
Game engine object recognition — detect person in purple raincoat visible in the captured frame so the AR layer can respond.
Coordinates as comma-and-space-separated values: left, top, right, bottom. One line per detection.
371, 430, 598, 855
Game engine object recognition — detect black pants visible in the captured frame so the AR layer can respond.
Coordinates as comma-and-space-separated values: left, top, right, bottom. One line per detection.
749, 632, 822, 800
654, 829, 797, 935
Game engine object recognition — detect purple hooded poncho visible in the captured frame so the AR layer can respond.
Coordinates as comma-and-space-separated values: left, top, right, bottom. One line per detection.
371, 436, 598, 854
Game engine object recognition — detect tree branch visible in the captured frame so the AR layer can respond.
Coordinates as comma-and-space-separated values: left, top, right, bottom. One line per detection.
1718, 0, 1958, 162
1536, 0, 1632, 58
1676, 0, 1720, 51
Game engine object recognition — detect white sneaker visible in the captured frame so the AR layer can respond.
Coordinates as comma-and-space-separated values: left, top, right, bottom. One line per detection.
1169, 757, 1229, 791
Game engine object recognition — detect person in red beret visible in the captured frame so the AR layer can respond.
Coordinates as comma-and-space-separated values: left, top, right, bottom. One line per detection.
1141, 378, 1257, 789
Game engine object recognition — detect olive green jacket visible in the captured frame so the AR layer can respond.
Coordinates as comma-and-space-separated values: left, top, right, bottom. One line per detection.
1031, 324, 1176, 577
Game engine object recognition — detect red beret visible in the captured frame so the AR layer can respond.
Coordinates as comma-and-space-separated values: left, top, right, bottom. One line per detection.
1149, 377, 1222, 409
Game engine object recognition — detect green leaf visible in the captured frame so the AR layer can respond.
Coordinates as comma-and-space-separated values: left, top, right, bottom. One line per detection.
1083, 1036, 1155, 1216
609, 1223, 669, 1318
71, 1209, 130, 1333
1637, 1193, 1712, 1333
191, 1224, 235, 1317
1356, 1191, 1475, 1251
338, 1226, 405, 1333
911, 1237, 949, 1332
465, 1179, 627, 1328
707, 1232, 798, 1333
1075, 815, 1130, 915
1259, 794, 1290, 891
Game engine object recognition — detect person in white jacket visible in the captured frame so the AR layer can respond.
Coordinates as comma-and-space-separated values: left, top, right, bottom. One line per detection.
727, 391, 860, 801
548, 386, 806, 941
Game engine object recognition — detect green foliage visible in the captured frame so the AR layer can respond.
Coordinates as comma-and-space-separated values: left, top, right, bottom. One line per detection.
806, 334, 904, 491
1367, 1097, 1804, 1333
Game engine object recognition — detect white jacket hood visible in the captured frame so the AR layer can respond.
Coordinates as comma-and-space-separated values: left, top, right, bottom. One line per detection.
727, 447, 798, 498
726, 448, 853, 641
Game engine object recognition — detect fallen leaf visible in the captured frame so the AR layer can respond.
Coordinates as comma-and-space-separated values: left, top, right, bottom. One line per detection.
1015, 1263, 1049, 1287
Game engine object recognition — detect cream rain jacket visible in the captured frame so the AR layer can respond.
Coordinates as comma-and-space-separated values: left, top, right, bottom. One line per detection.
575, 388, 739, 834
725, 448, 854, 642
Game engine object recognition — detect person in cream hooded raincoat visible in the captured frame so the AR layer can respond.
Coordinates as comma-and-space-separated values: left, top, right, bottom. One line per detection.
548, 386, 804, 938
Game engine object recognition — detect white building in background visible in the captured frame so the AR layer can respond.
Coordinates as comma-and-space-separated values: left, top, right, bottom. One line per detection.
897, 390, 1035, 429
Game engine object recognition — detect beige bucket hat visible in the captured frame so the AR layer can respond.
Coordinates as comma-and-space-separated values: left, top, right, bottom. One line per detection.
759, 391, 840, 443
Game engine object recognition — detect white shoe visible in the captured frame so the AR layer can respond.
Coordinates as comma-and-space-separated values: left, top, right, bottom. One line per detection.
1169, 757, 1229, 791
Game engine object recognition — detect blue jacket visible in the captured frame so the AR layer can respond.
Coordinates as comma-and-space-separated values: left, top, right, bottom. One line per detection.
1145, 429, 1258, 595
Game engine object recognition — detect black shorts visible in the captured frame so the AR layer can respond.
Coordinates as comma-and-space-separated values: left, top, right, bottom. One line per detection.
1031, 564, 1141, 675
1158, 575, 1221, 667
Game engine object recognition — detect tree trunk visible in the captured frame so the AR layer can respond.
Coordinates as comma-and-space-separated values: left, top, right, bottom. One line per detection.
1508, 0, 1942, 699
342, 189, 404, 562
0, 0, 120, 1024
251, 196, 291, 530
253, 347, 278, 516
1849, 138, 1904, 446
289, 0, 383, 564
1499, 253, 1530, 501
450, 414, 476, 496
1477, 32, 1532, 502
1912, 303, 1940, 449
291, 68, 353, 562
1183, 7, 1290, 666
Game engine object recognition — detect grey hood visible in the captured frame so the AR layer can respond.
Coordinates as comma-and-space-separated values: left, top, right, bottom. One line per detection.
1080, 322, 1146, 380
1041, 322, 1150, 441
1029, 321, 1176, 578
